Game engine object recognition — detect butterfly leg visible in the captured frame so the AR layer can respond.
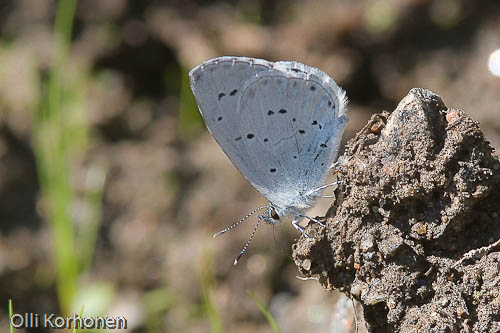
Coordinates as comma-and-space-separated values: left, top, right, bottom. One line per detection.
291, 215, 309, 238
297, 214, 325, 227
330, 160, 341, 170
306, 181, 344, 197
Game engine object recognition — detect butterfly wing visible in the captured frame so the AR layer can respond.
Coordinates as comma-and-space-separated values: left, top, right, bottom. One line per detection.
189, 57, 348, 209
237, 62, 347, 208
189, 57, 275, 195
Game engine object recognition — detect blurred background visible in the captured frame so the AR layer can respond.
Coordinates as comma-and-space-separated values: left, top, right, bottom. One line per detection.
0, 0, 499, 332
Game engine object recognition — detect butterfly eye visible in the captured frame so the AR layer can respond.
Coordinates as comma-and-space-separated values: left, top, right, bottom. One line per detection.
271, 208, 280, 220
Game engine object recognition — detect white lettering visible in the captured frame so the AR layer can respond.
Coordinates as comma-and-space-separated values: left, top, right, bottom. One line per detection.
83, 316, 94, 328
20, 313, 129, 329
73, 313, 83, 329
53, 316, 65, 328
10, 314, 24, 328
44, 313, 55, 328
106, 316, 116, 329
95, 316, 105, 329
116, 316, 127, 329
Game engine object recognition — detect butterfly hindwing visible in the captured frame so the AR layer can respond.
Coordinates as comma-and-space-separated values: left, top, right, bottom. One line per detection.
190, 56, 348, 209
237, 66, 347, 207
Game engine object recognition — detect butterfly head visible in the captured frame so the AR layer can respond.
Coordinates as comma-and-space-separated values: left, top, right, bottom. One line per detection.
259, 205, 291, 225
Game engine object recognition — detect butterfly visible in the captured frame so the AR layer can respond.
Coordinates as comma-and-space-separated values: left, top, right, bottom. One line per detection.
189, 56, 348, 264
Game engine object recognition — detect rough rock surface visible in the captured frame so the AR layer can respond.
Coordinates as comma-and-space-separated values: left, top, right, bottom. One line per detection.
292, 88, 500, 332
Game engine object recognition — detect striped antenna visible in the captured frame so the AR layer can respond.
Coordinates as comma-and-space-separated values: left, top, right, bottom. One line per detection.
234, 218, 261, 265
213, 206, 268, 238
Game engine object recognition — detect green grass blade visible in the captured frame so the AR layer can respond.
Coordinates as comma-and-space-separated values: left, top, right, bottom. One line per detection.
8, 299, 14, 333
78, 165, 106, 271
34, 0, 79, 314
44, 0, 77, 119
72, 304, 84, 333
247, 290, 280, 333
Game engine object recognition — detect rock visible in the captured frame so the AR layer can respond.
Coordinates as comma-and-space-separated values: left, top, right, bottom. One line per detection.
293, 88, 500, 332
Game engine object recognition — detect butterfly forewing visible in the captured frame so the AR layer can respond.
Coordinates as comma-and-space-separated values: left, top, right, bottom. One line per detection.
189, 57, 274, 195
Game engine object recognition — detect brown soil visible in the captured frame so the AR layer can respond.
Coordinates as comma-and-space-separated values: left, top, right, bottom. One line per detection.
293, 88, 500, 332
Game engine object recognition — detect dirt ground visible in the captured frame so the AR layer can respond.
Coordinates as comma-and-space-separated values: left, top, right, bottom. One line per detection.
293, 88, 500, 332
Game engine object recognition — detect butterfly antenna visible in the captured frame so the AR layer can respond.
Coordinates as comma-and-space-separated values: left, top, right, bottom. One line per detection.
213, 206, 268, 238
234, 218, 261, 265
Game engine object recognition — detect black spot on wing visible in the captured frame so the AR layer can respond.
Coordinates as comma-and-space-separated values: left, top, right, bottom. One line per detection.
268, 110, 274, 115
264, 138, 269, 142
217, 116, 223, 121
235, 136, 242, 141
218, 93, 225, 100
299, 130, 305, 134
312, 120, 318, 125
270, 168, 276, 173
230, 89, 238, 96
247, 133, 255, 139
278, 109, 287, 114
310, 85, 316, 91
